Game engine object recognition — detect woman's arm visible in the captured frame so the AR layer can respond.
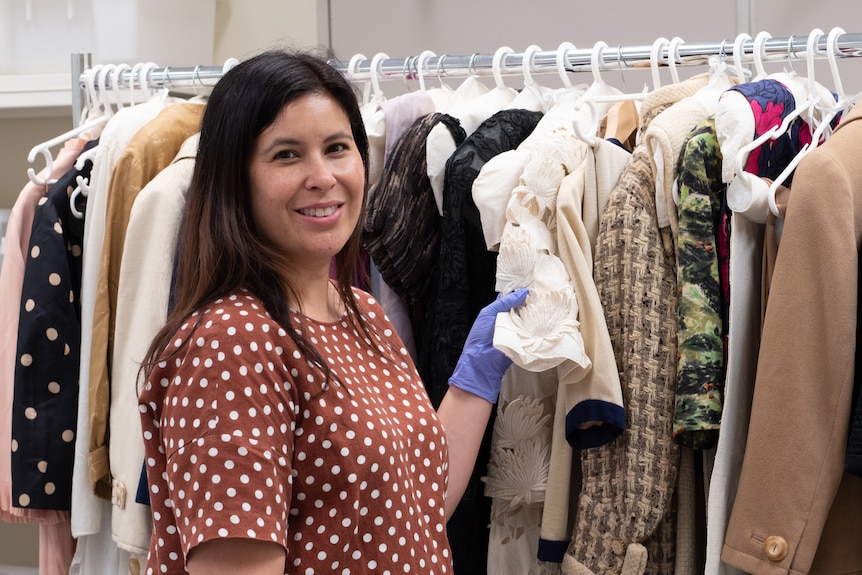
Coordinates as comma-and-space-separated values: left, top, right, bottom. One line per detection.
436, 385, 495, 520
438, 288, 528, 519
187, 538, 286, 575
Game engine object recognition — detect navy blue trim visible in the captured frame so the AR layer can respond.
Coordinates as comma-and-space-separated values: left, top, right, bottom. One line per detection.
135, 460, 150, 506
537, 537, 569, 562
565, 400, 625, 449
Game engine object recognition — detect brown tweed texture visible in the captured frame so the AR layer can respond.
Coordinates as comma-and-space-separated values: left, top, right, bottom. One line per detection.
563, 76, 709, 574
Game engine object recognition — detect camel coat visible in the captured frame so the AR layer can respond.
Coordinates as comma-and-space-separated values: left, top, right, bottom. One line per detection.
721, 104, 862, 574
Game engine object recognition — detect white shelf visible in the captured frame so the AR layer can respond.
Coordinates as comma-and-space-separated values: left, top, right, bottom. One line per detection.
0, 73, 72, 119
0, 565, 38, 575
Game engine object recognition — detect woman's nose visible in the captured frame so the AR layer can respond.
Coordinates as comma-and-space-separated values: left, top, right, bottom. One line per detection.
305, 155, 337, 190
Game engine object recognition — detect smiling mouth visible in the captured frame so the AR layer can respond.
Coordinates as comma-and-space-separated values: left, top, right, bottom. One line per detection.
298, 205, 339, 217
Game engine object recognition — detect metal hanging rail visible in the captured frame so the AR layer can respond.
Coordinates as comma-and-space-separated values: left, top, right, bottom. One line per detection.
71, 31, 862, 122
329, 32, 862, 81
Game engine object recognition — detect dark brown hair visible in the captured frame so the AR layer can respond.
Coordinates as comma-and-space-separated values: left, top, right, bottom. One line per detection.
141, 49, 372, 386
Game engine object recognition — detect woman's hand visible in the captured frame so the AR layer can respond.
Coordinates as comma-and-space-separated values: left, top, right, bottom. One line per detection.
448, 288, 529, 404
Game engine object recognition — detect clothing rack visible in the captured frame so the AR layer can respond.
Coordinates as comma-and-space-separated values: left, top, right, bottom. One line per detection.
71, 31, 862, 125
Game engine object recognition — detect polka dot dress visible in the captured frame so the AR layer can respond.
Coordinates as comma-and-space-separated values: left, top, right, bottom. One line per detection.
139, 288, 451, 574
11, 153, 92, 510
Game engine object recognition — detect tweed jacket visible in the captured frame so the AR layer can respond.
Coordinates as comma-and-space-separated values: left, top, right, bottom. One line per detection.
562, 74, 710, 575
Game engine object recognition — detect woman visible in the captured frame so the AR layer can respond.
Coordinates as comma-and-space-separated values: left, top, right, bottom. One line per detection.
139, 49, 527, 575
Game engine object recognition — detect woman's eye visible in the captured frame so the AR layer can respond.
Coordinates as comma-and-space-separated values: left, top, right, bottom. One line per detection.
328, 143, 349, 154
275, 149, 296, 160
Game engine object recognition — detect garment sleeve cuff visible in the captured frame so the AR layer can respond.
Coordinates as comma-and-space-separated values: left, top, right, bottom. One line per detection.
565, 399, 625, 449
537, 537, 569, 563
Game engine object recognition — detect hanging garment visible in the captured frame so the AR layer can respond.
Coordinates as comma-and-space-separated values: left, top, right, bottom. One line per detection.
71, 94, 184, 575
721, 96, 862, 575
425, 75, 493, 214
539, 135, 632, 564
362, 112, 466, 360
11, 139, 97, 511
715, 76, 838, 189
703, 210, 763, 575
644, 84, 717, 242
672, 118, 727, 450
87, 102, 205, 517
848, 248, 862, 477
670, 117, 728, 574
369, 90, 436, 362
1, 137, 85, 523
486, 91, 634, 574
425, 108, 543, 575
492, 130, 590, 374
109, 128, 202, 555
1, 139, 87, 575
480, 84, 634, 573
422, 108, 543, 406
485, 368, 557, 575
563, 72, 710, 575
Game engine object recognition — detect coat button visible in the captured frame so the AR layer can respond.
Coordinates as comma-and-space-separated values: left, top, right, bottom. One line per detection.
763, 536, 788, 561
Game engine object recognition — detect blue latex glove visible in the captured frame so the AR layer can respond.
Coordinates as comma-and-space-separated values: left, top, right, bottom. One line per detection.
448, 288, 529, 404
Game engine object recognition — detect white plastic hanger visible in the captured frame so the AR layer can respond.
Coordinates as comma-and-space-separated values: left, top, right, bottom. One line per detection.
824, 26, 850, 106
369, 52, 389, 103
27, 65, 112, 186
139, 61, 162, 102
761, 29, 823, 197
127, 62, 146, 106
491, 46, 514, 91
507, 44, 555, 112
221, 57, 239, 75
752, 31, 773, 81
105, 63, 126, 112
556, 41, 577, 89
800, 28, 825, 128
520, 44, 542, 89
347, 53, 369, 103
650, 37, 670, 90
732, 32, 753, 84
667, 36, 684, 84
416, 49, 438, 92
689, 34, 745, 112
765, 27, 857, 216
463, 45, 517, 114
95, 64, 118, 113
572, 41, 611, 146
69, 175, 91, 220
725, 30, 826, 221
189, 65, 207, 101
572, 41, 648, 147
435, 54, 451, 90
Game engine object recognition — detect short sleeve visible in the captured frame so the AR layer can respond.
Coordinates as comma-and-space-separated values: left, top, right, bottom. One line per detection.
146, 295, 300, 559
166, 433, 292, 555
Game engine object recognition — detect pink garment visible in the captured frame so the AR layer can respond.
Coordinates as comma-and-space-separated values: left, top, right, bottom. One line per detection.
0, 139, 86, 574
381, 90, 435, 159
40, 520, 75, 575
372, 91, 436, 361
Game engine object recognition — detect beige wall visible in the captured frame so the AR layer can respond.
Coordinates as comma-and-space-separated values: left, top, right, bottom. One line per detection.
326, 0, 862, 99
0, 0, 321, 211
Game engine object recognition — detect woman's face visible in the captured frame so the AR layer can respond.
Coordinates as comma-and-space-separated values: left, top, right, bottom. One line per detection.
248, 92, 365, 273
